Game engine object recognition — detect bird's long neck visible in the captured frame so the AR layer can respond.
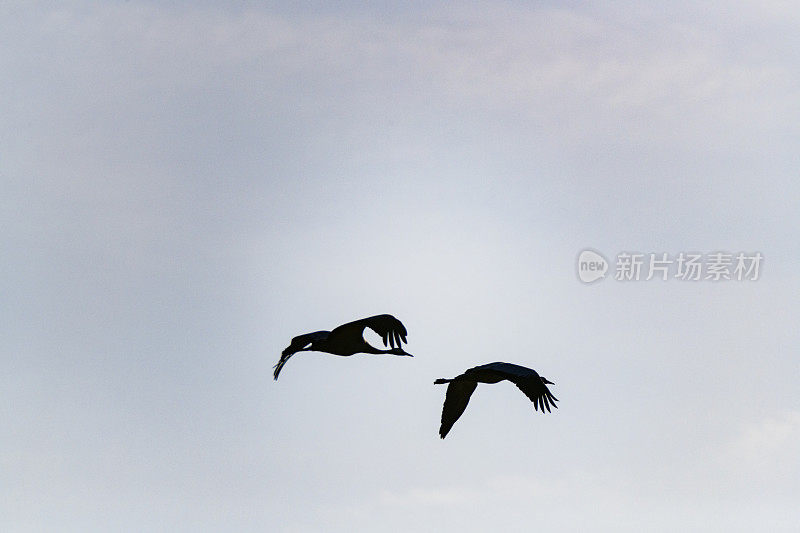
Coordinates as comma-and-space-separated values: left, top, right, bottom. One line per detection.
362, 345, 410, 356
364, 345, 396, 354
359, 344, 380, 354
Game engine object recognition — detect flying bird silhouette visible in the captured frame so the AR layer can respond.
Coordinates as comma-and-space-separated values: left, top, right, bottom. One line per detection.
273, 314, 412, 380
434, 362, 558, 438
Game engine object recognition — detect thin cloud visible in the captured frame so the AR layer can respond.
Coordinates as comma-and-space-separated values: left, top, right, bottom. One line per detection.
719, 411, 800, 477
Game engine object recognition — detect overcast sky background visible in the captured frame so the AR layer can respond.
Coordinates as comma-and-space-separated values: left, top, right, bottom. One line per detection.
2, 1, 799, 531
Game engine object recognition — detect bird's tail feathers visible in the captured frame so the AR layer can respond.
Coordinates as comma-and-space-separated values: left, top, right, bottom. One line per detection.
273, 353, 293, 381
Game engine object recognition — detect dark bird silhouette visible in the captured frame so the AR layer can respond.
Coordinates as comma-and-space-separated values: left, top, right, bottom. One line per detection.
273, 314, 412, 380
434, 362, 558, 438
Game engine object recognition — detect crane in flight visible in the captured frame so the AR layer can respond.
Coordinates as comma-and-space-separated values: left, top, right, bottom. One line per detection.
434, 362, 558, 438
273, 314, 412, 380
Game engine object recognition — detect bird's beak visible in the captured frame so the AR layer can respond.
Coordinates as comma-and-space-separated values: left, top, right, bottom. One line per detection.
544, 378, 555, 385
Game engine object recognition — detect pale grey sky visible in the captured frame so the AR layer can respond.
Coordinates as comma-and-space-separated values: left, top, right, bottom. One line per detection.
2, 1, 799, 532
